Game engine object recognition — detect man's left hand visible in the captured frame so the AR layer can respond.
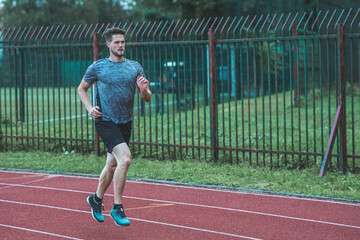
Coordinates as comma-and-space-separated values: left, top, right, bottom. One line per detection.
137, 73, 149, 91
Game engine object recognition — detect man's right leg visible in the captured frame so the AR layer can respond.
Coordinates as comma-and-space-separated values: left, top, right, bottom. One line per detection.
87, 153, 117, 222
96, 153, 117, 198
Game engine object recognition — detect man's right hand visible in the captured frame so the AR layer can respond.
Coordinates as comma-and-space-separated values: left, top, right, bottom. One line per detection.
89, 106, 102, 119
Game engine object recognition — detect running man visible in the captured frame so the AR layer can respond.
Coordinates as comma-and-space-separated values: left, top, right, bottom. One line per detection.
78, 27, 151, 227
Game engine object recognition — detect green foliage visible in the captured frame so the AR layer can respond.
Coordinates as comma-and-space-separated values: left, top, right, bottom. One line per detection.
0, 0, 128, 27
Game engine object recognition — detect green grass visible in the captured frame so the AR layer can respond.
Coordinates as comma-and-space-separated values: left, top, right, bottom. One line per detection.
0, 151, 359, 202
1, 85, 360, 170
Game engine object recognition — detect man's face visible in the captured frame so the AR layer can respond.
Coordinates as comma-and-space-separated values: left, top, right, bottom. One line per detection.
108, 34, 125, 58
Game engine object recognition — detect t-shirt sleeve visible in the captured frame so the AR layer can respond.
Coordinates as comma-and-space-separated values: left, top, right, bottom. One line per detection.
83, 62, 97, 85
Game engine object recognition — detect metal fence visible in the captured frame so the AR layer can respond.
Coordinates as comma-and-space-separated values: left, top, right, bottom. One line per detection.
1, 9, 359, 172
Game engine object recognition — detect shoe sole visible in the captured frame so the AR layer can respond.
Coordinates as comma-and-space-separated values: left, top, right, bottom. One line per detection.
110, 212, 130, 227
87, 196, 104, 223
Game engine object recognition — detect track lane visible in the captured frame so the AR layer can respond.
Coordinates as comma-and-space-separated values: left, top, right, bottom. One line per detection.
1, 170, 360, 240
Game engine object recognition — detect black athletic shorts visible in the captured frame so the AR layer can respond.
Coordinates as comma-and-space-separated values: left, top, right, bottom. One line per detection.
95, 119, 132, 153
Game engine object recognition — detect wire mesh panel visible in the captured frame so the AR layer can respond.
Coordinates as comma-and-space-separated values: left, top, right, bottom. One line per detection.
0, 9, 359, 171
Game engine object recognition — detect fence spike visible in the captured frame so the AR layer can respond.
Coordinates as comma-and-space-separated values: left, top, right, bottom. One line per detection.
88, 23, 99, 38
296, 12, 306, 32
29, 26, 38, 40
220, 16, 231, 37
171, 19, 181, 39
233, 16, 244, 38
240, 15, 249, 37
319, 10, 329, 32
201, 18, 212, 36
267, 14, 278, 35
164, 20, 175, 40
303, 11, 314, 34
40, 26, 49, 41
8, 27, 17, 41
19, 27, 28, 41
67, 24, 77, 39
100, 23, 110, 37
129, 22, 139, 41
288, 12, 299, 34
253, 15, 264, 37
159, 20, 168, 39
350, 8, 360, 32
50, 25, 60, 42
247, 15, 257, 37
62, 25, 72, 40
177, 19, 186, 38
226, 16, 237, 38
142, 21, 152, 39
210, 17, 218, 31
148, 21, 157, 38
96, 23, 106, 37
282, 13, 292, 33
188, 18, 198, 37
78, 24, 87, 39
1, 28, 10, 40
327, 9, 337, 33
83, 24, 93, 39
311, 10, 322, 31
0, 28, 4, 39
13, 27, 22, 41
343, 8, 352, 26
214, 16, 223, 35
136, 21, 146, 40
182, 19, 192, 39
45, 25, 55, 41
23, 27, 33, 41
334, 9, 346, 29
72, 24, 82, 39
35, 26, 44, 40
194, 18, 205, 37
274, 14, 284, 36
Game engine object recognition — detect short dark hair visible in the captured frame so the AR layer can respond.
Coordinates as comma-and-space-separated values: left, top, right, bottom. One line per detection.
104, 27, 126, 42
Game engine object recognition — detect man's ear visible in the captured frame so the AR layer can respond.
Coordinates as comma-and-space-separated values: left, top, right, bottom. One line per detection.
106, 41, 110, 47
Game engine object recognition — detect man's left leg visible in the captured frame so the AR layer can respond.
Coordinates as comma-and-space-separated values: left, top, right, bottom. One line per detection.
87, 153, 117, 222
110, 142, 131, 226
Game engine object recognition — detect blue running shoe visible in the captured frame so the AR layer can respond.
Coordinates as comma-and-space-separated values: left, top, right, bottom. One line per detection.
110, 205, 130, 227
87, 194, 104, 222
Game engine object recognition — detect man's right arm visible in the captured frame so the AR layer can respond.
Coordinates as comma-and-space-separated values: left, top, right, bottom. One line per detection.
78, 80, 102, 119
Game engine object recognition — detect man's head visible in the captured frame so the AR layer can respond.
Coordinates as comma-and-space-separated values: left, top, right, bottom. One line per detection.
105, 27, 126, 59
104, 27, 126, 43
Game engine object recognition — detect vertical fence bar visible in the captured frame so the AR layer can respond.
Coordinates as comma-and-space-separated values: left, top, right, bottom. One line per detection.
319, 24, 347, 176
208, 29, 218, 161
337, 24, 347, 173
92, 33, 100, 155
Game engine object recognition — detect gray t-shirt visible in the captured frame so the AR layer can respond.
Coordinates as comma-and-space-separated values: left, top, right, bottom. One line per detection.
83, 58, 145, 124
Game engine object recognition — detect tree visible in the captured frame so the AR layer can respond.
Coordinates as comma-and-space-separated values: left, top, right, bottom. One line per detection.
0, 0, 129, 27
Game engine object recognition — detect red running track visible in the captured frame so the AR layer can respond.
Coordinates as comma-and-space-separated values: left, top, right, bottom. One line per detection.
0, 170, 359, 240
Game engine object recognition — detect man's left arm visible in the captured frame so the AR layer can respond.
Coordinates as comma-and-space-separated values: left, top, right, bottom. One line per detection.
137, 73, 152, 102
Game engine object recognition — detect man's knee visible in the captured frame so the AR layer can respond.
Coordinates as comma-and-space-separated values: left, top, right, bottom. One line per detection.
112, 143, 131, 168
105, 154, 117, 172
120, 152, 131, 168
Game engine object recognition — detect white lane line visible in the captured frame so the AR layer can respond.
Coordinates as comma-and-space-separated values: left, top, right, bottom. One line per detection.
2, 170, 358, 207
0, 182, 359, 230
129, 217, 262, 240
0, 223, 83, 240
127, 180, 360, 207
0, 199, 260, 240
0, 175, 52, 191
